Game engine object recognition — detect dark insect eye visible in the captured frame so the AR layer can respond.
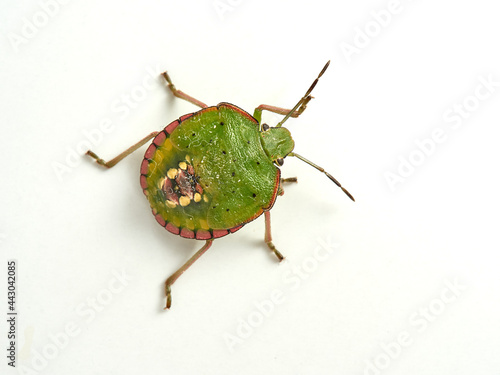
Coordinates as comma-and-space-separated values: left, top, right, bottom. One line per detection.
262, 123, 270, 131
276, 158, 284, 166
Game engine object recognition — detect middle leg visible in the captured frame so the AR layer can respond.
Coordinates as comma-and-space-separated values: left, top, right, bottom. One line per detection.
162, 71, 208, 109
264, 211, 284, 261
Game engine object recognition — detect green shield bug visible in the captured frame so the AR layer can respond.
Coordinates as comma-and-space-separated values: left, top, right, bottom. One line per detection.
86, 61, 354, 309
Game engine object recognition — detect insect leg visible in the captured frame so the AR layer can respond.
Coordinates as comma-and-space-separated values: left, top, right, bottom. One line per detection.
279, 177, 298, 194
276, 61, 330, 128
86, 131, 159, 168
164, 239, 214, 310
162, 71, 208, 108
253, 100, 312, 125
253, 61, 330, 127
264, 211, 284, 262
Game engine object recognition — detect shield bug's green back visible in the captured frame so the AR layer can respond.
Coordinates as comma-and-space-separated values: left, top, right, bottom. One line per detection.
86, 61, 354, 309
140, 103, 282, 239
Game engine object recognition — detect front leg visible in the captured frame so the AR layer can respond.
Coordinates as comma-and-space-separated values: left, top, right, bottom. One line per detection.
253, 97, 312, 125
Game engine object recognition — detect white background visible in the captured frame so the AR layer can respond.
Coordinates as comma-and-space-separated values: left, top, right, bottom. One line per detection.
1, 1, 500, 374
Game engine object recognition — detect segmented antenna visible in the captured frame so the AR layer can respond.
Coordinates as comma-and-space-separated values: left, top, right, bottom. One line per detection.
276, 60, 331, 128
289, 152, 355, 202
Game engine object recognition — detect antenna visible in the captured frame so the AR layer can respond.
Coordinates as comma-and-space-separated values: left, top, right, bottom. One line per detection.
276, 60, 331, 128
289, 152, 355, 202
